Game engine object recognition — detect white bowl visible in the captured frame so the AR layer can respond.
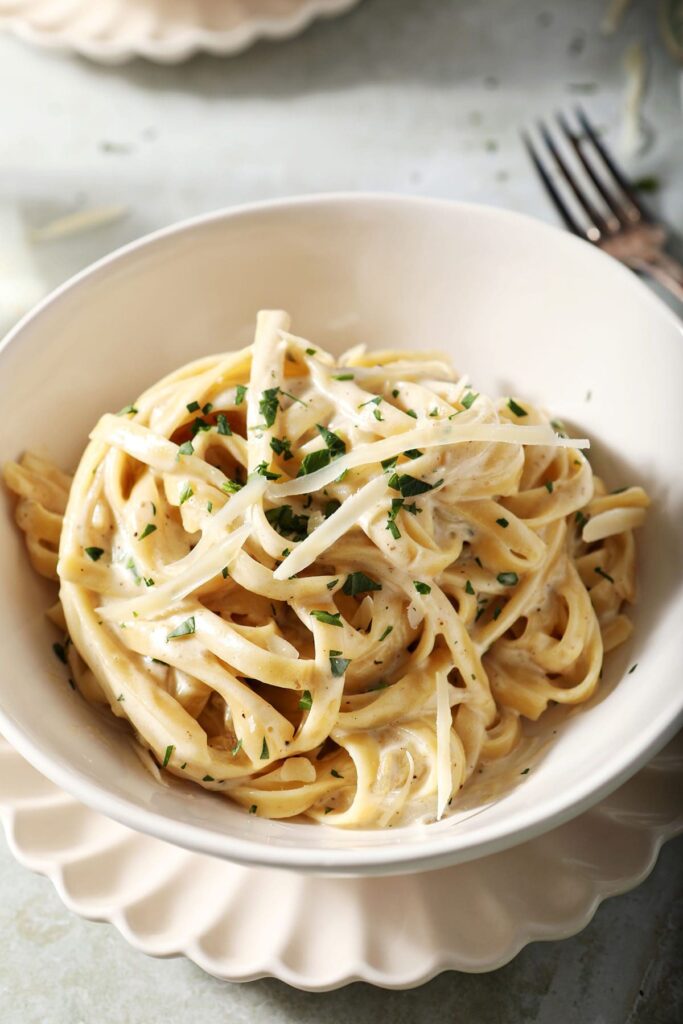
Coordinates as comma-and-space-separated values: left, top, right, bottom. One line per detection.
0, 195, 681, 876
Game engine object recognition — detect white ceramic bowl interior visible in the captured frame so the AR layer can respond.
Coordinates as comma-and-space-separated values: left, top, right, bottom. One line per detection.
0, 195, 681, 875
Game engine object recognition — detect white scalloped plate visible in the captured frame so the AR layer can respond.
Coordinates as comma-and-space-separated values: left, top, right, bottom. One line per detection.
1, 730, 680, 990
0, 0, 364, 64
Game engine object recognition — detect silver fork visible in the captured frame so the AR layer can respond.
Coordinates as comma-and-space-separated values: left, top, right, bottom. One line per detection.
523, 107, 683, 305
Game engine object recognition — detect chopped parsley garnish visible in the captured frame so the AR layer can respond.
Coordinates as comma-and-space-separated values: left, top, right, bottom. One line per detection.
497, 572, 519, 586
231, 738, 243, 756
316, 424, 346, 457
462, 391, 479, 410
465, 579, 475, 595
166, 616, 195, 640
406, 409, 418, 418
392, 388, 400, 398
388, 472, 441, 497
373, 408, 383, 421
594, 566, 614, 583
265, 504, 309, 541
299, 690, 313, 710
116, 404, 138, 416
259, 387, 280, 428
179, 483, 193, 505
359, 396, 382, 410
235, 384, 247, 405
342, 572, 382, 596
297, 448, 330, 477
310, 610, 343, 627
186, 401, 201, 412
190, 417, 211, 437
305, 347, 317, 356
203, 775, 215, 782
221, 566, 229, 578
496, 517, 509, 528
329, 651, 351, 676
324, 499, 341, 518
507, 398, 528, 418
551, 419, 567, 437
280, 389, 307, 408
332, 373, 354, 381
378, 625, 393, 641
324, 806, 333, 814
216, 413, 232, 436
162, 744, 174, 768
126, 557, 141, 584
404, 449, 423, 460
544, 480, 554, 493
53, 641, 67, 664
429, 408, 439, 417
575, 510, 589, 529
386, 497, 403, 539
144, 577, 155, 587
493, 606, 502, 620
254, 461, 281, 480
202, 403, 213, 415
260, 737, 269, 760
177, 440, 194, 457
207, 501, 213, 513
116, 693, 124, 702
85, 546, 105, 561
331, 769, 344, 779
270, 436, 293, 460
282, 548, 291, 557
381, 455, 398, 471
139, 523, 157, 540
628, 663, 638, 674
414, 581, 431, 595
326, 578, 339, 590
221, 479, 243, 494
249, 804, 257, 814
520, 767, 530, 776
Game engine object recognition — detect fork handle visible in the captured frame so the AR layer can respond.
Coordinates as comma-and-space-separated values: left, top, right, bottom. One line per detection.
638, 251, 683, 305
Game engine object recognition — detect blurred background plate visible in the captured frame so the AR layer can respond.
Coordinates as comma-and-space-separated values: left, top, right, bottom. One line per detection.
0, 0, 364, 64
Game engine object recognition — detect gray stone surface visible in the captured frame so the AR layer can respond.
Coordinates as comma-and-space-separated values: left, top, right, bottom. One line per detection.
0, 0, 682, 1019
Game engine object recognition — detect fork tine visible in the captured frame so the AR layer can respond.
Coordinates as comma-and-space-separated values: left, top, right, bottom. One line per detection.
574, 106, 648, 222
521, 131, 587, 239
536, 120, 607, 238
556, 112, 622, 231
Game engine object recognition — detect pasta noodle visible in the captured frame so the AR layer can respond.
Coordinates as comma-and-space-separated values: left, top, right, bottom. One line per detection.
2, 310, 649, 827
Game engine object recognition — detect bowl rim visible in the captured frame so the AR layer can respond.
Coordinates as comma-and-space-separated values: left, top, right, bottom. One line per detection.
1, 192, 681, 874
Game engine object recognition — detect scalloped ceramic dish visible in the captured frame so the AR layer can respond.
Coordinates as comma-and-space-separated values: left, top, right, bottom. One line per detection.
0, 194, 682, 876
1, 731, 681, 988
0, 0, 363, 64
